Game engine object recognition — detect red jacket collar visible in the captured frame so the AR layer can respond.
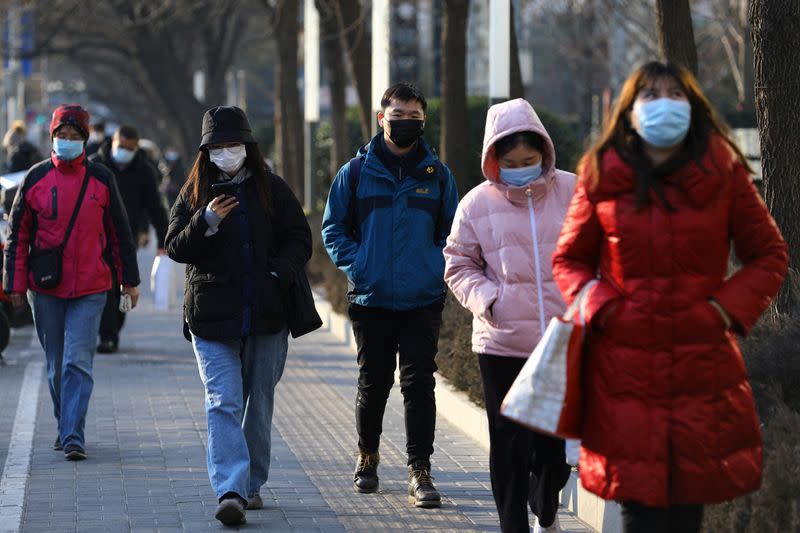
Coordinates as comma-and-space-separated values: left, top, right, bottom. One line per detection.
590, 135, 739, 208
51, 151, 87, 172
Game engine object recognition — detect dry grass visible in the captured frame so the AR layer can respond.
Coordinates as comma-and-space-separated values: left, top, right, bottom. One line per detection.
702, 391, 800, 532
435, 292, 485, 406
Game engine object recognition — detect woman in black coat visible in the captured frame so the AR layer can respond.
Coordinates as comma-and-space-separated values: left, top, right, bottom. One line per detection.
166, 106, 312, 526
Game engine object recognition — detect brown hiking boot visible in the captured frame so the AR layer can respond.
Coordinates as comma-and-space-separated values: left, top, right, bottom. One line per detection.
247, 493, 263, 510
408, 460, 441, 508
353, 450, 380, 493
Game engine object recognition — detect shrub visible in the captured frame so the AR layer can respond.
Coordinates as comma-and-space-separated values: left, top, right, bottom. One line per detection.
436, 292, 485, 406
700, 314, 800, 531
741, 315, 800, 415
702, 392, 800, 532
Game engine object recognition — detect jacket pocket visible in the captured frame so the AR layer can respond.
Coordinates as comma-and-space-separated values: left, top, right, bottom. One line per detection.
488, 283, 506, 326
191, 272, 239, 322
350, 244, 367, 287
679, 301, 727, 344
257, 274, 285, 318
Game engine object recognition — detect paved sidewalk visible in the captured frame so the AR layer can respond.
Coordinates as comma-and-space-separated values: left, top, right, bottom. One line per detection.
0, 247, 593, 532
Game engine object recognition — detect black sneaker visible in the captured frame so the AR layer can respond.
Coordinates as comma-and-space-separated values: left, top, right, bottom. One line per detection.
215, 494, 246, 525
353, 450, 380, 493
408, 460, 441, 508
64, 445, 87, 461
53, 437, 63, 451
96, 339, 118, 354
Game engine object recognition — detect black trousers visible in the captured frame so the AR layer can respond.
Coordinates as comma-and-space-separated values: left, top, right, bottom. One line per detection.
621, 502, 703, 533
99, 273, 125, 344
479, 354, 572, 533
348, 302, 442, 465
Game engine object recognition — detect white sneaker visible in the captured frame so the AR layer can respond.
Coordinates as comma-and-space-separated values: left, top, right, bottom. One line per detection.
533, 515, 561, 533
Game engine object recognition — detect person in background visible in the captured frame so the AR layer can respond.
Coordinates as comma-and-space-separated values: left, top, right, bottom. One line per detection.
444, 98, 575, 533
90, 125, 169, 354
85, 120, 109, 156
2, 120, 45, 216
166, 106, 312, 526
3, 120, 43, 173
552, 61, 788, 533
322, 82, 459, 508
162, 146, 186, 207
3, 104, 139, 461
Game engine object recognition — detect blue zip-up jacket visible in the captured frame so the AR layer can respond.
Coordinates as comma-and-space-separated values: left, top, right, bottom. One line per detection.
322, 134, 459, 310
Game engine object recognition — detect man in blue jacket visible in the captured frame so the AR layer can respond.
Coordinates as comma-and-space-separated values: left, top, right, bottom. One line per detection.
322, 83, 459, 508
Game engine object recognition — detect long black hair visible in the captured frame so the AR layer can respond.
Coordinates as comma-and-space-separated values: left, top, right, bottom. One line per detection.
180, 143, 272, 213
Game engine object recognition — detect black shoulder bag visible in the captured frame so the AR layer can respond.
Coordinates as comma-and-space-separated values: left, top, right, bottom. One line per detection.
29, 172, 90, 290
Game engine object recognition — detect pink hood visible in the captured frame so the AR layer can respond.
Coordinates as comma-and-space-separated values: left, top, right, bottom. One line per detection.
481, 98, 558, 184
444, 98, 576, 357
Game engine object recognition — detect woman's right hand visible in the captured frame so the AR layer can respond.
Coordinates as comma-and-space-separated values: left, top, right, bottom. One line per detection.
207, 194, 239, 220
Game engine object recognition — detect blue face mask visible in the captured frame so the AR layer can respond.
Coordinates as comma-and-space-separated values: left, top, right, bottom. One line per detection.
52, 138, 84, 161
633, 98, 691, 148
112, 146, 136, 165
499, 162, 543, 187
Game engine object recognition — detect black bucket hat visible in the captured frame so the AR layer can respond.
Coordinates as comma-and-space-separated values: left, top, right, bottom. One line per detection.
199, 106, 256, 148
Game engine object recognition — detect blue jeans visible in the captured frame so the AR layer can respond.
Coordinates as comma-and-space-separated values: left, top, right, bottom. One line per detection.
192, 328, 289, 500
29, 291, 106, 449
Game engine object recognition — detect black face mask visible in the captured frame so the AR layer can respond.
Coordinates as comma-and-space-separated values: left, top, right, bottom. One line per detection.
388, 119, 424, 148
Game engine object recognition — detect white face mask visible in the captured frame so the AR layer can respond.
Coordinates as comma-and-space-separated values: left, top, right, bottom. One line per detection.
208, 144, 246, 175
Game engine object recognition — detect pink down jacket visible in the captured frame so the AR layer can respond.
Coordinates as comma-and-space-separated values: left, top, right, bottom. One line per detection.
443, 98, 576, 357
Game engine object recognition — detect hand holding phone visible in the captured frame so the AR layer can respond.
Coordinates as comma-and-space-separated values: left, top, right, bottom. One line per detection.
210, 181, 238, 198
208, 194, 239, 221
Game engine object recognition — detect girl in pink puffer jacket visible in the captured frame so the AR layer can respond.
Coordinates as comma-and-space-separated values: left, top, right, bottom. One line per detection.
443, 98, 575, 533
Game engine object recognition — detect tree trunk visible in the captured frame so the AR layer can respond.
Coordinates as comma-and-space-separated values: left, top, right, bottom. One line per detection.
337, 0, 372, 140
274, 0, 304, 194
509, 1, 524, 100
441, 0, 469, 193
750, 0, 800, 315
655, 0, 698, 75
318, 0, 350, 176
741, 0, 755, 112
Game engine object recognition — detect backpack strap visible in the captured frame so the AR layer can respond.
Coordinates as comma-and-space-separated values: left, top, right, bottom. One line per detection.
58, 169, 90, 252
346, 156, 364, 241
432, 160, 447, 243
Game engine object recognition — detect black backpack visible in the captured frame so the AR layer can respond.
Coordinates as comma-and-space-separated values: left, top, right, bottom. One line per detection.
345, 155, 447, 243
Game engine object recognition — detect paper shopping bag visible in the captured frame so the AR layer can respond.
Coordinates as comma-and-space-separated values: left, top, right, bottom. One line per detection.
500, 280, 596, 439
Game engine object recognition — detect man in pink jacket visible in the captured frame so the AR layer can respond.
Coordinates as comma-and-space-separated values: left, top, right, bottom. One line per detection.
444, 98, 575, 533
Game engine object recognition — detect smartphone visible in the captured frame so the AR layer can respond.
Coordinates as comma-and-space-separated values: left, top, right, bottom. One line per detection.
210, 182, 238, 198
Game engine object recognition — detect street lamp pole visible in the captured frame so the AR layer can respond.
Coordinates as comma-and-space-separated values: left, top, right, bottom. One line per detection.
5, 0, 24, 127
489, 0, 510, 106
371, 0, 391, 136
303, 0, 320, 213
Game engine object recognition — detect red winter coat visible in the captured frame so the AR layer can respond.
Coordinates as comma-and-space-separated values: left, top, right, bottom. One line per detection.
3, 153, 140, 298
552, 136, 787, 507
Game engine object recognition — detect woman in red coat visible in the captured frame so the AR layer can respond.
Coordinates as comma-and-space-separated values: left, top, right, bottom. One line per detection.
552, 61, 788, 533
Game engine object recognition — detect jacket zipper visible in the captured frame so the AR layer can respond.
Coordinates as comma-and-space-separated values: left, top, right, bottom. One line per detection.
48, 187, 58, 220
527, 191, 546, 336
